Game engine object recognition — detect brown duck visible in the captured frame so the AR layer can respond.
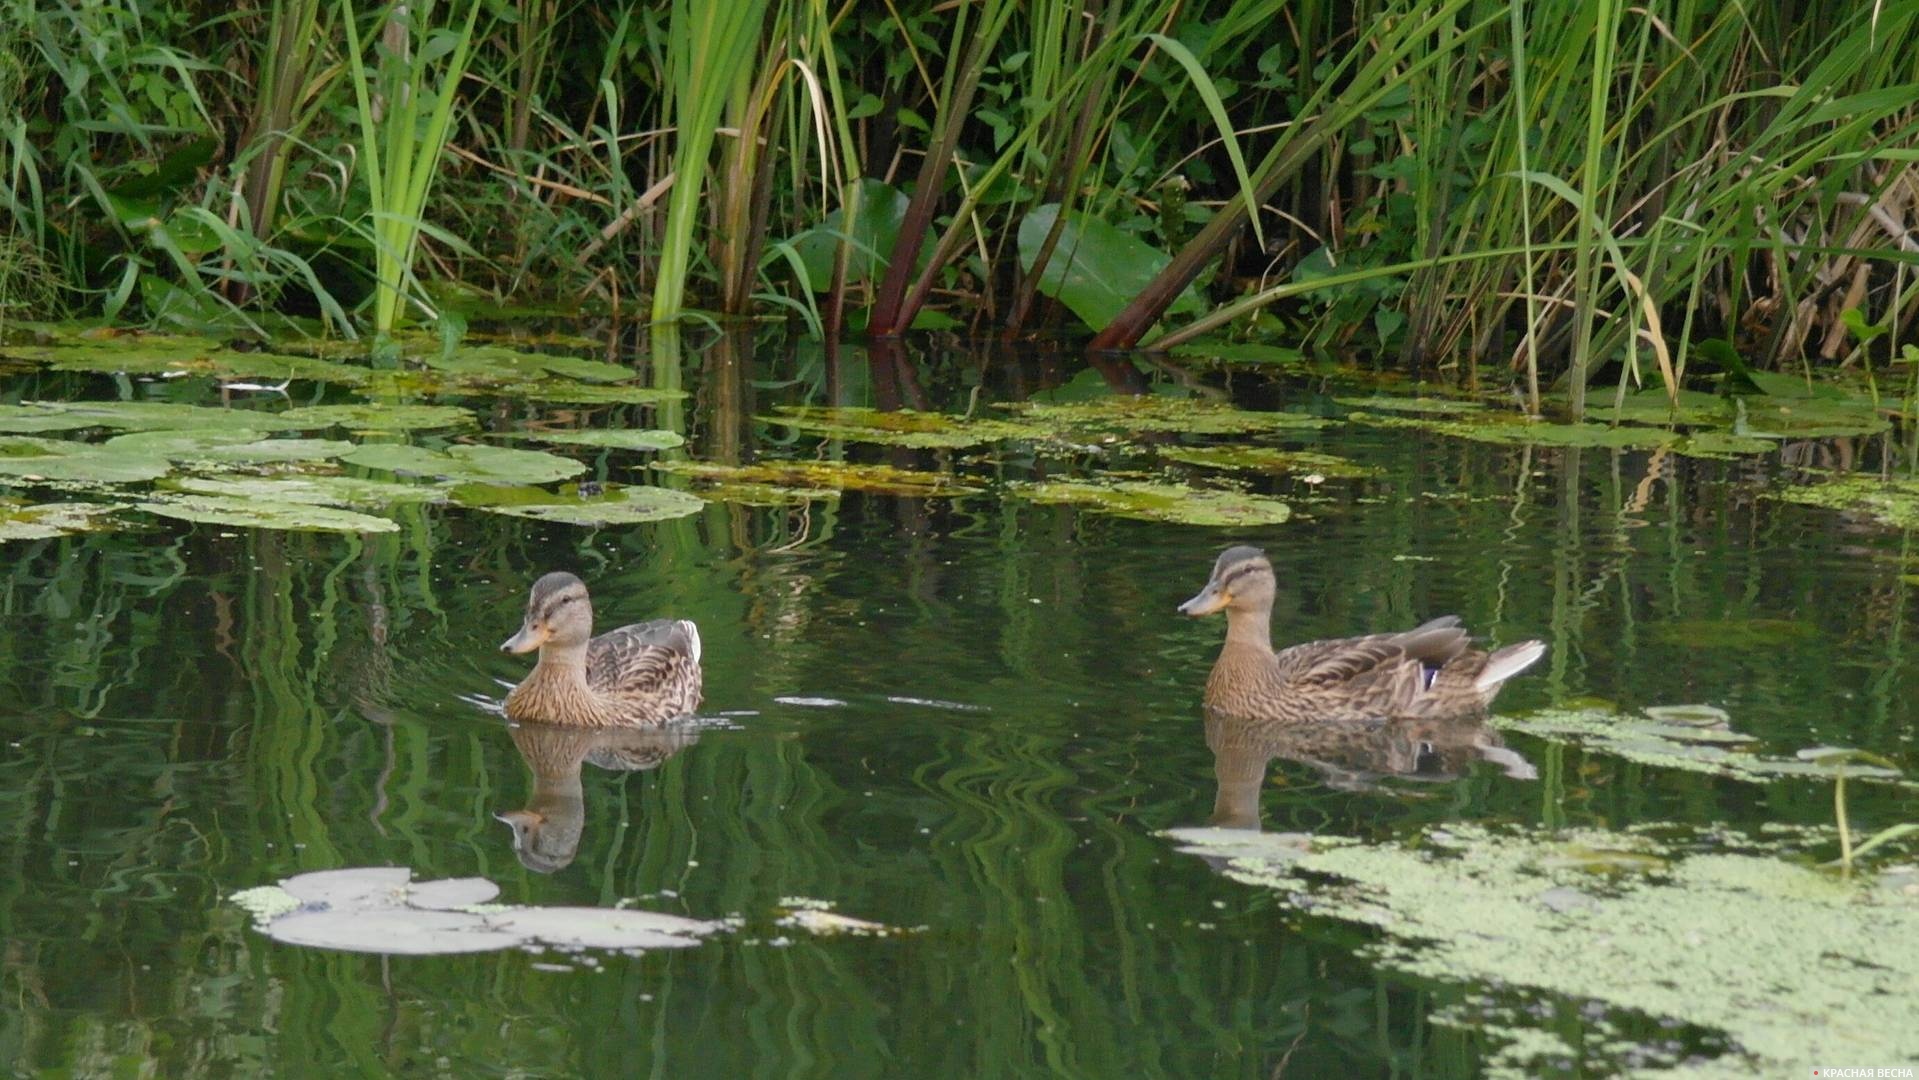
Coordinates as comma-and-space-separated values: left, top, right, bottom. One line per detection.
1179, 546, 1545, 722
501, 572, 703, 726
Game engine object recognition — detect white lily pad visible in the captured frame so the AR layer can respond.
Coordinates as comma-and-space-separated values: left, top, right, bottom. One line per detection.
342, 443, 585, 484
137, 494, 400, 533
483, 907, 716, 950
406, 877, 502, 910
267, 908, 519, 955
281, 866, 413, 906
277, 404, 475, 432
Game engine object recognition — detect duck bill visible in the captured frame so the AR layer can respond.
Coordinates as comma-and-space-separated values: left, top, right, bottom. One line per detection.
1178, 582, 1230, 616
500, 624, 544, 654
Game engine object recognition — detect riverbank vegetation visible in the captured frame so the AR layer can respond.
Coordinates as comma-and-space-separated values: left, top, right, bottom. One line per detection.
3, 0, 1918, 411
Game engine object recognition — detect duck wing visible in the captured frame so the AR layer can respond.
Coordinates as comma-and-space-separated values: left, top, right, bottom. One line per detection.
1270, 616, 1471, 713
585, 618, 702, 694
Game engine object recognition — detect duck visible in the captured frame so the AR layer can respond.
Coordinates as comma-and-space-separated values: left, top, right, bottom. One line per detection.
496, 722, 700, 872
500, 571, 703, 726
1179, 546, 1545, 723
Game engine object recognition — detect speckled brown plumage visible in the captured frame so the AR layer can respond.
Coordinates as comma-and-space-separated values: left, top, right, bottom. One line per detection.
501, 572, 703, 726
1181, 546, 1545, 724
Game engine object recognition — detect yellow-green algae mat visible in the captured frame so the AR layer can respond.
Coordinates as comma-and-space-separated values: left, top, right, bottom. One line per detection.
1163, 822, 1919, 1077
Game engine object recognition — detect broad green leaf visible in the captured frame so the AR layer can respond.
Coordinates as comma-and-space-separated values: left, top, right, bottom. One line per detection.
763, 406, 1051, 448
654, 460, 980, 501
1009, 395, 1328, 435
1162, 446, 1379, 478
0, 401, 295, 433
1017, 204, 1201, 331
788, 179, 912, 289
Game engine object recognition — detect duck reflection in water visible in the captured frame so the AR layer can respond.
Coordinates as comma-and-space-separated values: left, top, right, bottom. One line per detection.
495, 722, 700, 872
1205, 709, 1536, 829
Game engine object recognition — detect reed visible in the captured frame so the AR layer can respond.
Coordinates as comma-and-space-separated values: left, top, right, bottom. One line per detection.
339, 0, 487, 336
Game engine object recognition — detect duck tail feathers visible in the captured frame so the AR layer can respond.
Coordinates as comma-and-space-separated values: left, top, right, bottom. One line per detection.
1474, 641, 1546, 692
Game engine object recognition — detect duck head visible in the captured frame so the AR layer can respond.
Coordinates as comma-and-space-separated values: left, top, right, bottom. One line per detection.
501, 571, 595, 653
1178, 545, 1276, 617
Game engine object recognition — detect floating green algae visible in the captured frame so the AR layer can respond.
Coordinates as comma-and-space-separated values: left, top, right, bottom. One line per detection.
501, 381, 685, 405
341, 443, 585, 485
1168, 340, 1306, 367
138, 494, 401, 533
654, 459, 981, 501
762, 406, 1050, 448
0, 500, 119, 541
1583, 388, 1731, 427
1011, 479, 1292, 526
1160, 445, 1379, 479
1336, 395, 1486, 415
511, 428, 685, 451
457, 482, 704, 525
1169, 821, 1919, 1077
1352, 411, 1678, 449
1007, 395, 1330, 435
1768, 473, 1919, 529
1492, 706, 1911, 786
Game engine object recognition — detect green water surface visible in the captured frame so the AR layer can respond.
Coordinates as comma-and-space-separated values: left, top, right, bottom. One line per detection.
2, 332, 1915, 1077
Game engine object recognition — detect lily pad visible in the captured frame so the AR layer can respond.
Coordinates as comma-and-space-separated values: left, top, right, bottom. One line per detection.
514, 429, 686, 451
102, 429, 354, 464
1007, 395, 1329, 435
0, 500, 119, 541
0, 400, 295, 434
763, 406, 1049, 448
501, 381, 686, 405
342, 443, 585, 485
1768, 474, 1919, 529
1011, 479, 1292, 526
458, 482, 705, 525
233, 867, 723, 956
277, 403, 475, 432
419, 345, 634, 385
137, 494, 401, 533
1, 332, 372, 387
0, 436, 172, 483
172, 474, 446, 506
484, 907, 716, 950
654, 460, 980, 501
1161, 445, 1379, 479
1584, 388, 1731, 427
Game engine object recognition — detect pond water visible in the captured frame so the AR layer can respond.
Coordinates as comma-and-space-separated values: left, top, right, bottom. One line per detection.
2, 329, 1915, 1076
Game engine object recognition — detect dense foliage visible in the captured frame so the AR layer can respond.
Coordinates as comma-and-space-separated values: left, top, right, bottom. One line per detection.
3, 0, 1917, 406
